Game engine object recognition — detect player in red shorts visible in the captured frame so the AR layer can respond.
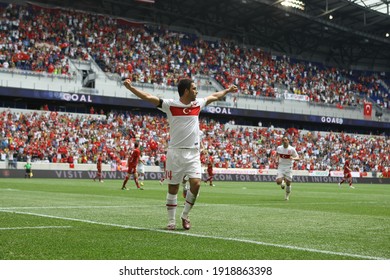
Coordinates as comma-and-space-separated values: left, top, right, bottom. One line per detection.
204, 152, 215, 187
93, 153, 104, 183
122, 142, 144, 190
338, 159, 355, 189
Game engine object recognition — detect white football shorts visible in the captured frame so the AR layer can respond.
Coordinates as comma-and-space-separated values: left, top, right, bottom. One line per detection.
165, 148, 202, 185
276, 165, 293, 182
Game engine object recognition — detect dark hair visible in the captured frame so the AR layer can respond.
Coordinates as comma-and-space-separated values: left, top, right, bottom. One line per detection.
134, 142, 139, 148
177, 78, 193, 97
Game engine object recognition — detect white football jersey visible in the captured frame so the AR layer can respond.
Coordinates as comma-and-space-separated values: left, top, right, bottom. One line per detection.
159, 98, 207, 149
276, 145, 298, 169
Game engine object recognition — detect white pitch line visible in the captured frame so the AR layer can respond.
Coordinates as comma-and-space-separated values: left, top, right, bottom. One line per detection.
0, 206, 136, 210
0, 209, 386, 260
0, 226, 72, 230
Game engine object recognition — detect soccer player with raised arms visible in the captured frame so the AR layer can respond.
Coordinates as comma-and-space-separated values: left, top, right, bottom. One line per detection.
124, 78, 237, 230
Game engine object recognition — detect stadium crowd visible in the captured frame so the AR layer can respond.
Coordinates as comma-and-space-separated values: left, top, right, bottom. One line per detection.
1, 109, 389, 175
0, 2, 389, 110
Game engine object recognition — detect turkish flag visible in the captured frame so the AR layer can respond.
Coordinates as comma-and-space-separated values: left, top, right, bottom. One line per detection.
364, 102, 372, 117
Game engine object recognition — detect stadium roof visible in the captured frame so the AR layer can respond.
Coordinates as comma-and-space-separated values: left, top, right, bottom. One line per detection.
28, 0, 390, 71
351, 0, 389, 15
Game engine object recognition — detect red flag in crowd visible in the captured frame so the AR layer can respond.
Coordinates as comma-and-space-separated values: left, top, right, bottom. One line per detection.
363, 102, 372, 117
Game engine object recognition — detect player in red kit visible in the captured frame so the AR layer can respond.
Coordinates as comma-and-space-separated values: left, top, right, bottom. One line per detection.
122, 142, 144, 190
204, 152, 215, 187
159, 152, 167, 185
94, 153, 104, 183
338, 159, 355, 189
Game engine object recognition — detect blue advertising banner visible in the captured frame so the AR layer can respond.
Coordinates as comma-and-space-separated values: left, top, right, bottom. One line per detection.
0, 86, 156, 108
2, 169, 390, 184
202, 105, 390, 130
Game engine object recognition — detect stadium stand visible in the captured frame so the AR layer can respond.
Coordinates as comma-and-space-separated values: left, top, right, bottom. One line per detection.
0, 108, 389, 176
0, 1, 389, 178
1, 2, 388, 112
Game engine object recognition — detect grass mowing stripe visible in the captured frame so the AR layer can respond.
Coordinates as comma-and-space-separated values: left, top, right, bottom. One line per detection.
1, 209, 384, 260
0, 226, 72, 230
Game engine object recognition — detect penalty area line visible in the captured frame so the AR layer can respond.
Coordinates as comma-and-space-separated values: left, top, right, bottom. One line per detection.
0, 209, 384, 260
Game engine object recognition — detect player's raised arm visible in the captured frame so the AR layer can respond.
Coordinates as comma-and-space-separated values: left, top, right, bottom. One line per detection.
123, 79, 160, 106
205, 84, 238, 105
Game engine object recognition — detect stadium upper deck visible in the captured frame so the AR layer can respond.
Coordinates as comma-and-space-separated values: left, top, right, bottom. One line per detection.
0, 1, 389, 134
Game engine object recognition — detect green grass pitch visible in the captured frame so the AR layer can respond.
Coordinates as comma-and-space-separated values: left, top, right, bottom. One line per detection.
0, 178, 389, 260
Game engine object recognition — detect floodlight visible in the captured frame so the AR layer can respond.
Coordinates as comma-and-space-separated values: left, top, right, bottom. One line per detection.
281, 0, 305, 11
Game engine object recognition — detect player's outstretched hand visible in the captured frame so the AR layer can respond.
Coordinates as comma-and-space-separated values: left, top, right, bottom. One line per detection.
228, 84, 238, 93
123, 79, 133, 90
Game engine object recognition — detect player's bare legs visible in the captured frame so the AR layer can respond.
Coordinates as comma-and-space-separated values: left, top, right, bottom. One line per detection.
348, 177, 354, 188
339, 176, 354, 189
133, 172, 143, 190
276, 177, 285, 189
122, 174, 130, 190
